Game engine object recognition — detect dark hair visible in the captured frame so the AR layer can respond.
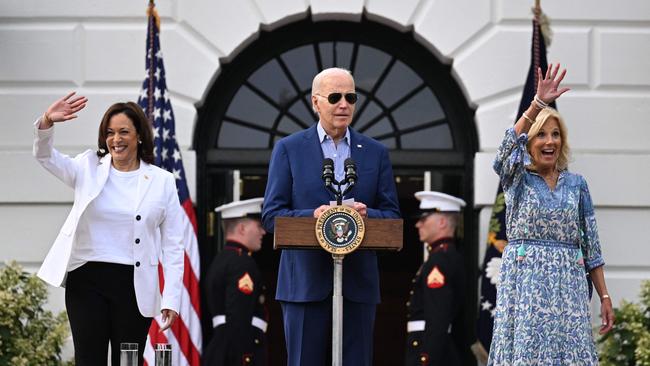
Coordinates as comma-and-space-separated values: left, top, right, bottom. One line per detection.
96, 102, 154, 164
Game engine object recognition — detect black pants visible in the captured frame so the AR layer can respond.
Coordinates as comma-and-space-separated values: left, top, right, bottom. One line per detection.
65, 262, 152, 366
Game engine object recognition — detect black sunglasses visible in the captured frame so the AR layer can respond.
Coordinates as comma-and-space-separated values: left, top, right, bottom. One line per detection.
316, 92, 358, 105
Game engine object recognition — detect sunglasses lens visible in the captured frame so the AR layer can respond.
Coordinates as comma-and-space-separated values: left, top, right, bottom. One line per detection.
344, 93, 358, 104
324, 93, 357, 104
327, 93, 343, 104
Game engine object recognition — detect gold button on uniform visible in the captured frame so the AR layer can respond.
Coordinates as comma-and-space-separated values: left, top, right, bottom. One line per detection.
412, 340, 419, 347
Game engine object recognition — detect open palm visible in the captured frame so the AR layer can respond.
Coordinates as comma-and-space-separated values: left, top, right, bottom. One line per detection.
536, 63, 570, 104
46, 92, 88, 123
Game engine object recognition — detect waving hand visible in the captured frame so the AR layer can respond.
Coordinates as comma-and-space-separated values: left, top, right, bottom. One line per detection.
41, 92, 88, 129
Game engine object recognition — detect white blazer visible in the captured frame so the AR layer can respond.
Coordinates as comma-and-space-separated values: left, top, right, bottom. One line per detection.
33, 120, 184, 317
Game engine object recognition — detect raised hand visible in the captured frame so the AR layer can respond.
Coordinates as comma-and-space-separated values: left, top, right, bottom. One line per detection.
536, 63, 570, 104
42, 92, 88, 127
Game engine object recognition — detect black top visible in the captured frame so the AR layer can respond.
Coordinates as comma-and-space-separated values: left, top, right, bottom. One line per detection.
405, 237, 466, 366
203, 241, 267, 365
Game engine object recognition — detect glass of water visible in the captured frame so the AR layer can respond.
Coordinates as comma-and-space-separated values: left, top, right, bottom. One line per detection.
120, 342, 139, 366
155, 343, 172, 366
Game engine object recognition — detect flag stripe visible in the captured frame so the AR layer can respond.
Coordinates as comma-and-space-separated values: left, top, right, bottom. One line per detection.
183, 251, 201, 314
170, 315, 201, 365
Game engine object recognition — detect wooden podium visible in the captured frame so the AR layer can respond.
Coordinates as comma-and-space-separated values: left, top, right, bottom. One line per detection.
274, 216, 403, 250
273, 215, 403, 366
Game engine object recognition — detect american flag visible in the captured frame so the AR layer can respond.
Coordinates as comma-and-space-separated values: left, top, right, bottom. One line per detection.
475, 9, 555, 358
137, 2, 202, 365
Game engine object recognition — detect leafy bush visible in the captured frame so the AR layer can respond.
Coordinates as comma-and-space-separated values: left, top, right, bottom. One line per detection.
598, 280, 650, 366
0, 262, 71, 365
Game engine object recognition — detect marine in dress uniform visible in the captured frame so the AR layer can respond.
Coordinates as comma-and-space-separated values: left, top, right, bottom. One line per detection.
405, 191, 467, 366
203, 198, 268, 366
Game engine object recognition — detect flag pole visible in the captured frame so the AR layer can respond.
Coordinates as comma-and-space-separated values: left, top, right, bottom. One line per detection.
146, 1, 156, 121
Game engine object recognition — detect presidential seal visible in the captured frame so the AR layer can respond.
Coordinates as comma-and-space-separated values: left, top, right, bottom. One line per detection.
315, 205, 365, 255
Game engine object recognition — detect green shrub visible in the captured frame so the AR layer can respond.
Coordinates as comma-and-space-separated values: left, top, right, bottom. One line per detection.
0, 262, 71, 365
598, 280, 650, 366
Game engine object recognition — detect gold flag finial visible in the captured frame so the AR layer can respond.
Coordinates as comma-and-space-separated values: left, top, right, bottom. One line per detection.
147, 0, 160, 30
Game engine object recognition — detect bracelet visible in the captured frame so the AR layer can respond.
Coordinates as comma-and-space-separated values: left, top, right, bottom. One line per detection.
522, 112, 535, 125
42, 112, 52, 126
601, 294, 611, 301
533, 95, 548, 110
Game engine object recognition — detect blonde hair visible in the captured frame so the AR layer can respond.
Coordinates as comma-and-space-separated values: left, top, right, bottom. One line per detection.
526, 107, 571, 171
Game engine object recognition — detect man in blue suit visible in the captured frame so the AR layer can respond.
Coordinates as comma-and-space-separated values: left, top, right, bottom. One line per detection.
262, 68, 401, 366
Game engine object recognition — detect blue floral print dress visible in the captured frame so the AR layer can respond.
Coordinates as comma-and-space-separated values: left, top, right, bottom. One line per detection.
487, 127, 604, 365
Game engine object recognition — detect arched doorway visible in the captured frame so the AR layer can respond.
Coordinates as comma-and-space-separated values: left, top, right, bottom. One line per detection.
195, 16, 478, 365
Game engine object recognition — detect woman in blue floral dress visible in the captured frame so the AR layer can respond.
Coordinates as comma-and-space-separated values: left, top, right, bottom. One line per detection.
487, 64, 615, 365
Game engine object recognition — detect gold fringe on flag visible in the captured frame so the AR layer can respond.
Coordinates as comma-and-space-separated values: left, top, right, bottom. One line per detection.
532, 2, 553, 47
147, 0, 160, 30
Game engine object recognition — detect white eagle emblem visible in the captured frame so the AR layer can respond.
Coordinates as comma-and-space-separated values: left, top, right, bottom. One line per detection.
330, 217, 353, 243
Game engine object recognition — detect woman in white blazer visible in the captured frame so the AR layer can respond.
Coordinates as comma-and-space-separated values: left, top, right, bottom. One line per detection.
33, 92, 185, 366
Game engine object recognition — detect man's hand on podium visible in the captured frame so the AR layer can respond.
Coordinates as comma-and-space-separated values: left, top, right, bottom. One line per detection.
313, 202, 367, 218
352, 202, 367, 217
313, 205, 331, 218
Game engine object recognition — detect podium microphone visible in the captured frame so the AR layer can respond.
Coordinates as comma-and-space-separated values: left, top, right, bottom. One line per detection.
344, 158, 357, 186
322, 158, 335, 187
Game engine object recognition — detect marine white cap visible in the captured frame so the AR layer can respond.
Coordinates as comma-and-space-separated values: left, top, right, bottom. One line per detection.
214, 197, 264, 219
414, 191, 466, 214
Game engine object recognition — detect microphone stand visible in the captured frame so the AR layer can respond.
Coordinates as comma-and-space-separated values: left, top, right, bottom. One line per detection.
324, 178, 355, 206
323, 174, 355, 366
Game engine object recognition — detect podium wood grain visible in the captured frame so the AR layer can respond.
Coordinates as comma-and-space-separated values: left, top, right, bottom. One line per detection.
273, 217, 403, 251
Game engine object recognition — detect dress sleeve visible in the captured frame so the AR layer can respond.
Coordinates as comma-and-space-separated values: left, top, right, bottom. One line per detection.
493, 127, 531, 193
579, 176, 605, 271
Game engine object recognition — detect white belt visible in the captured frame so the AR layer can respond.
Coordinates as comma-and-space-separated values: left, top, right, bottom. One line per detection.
212, 315, 268, 333
406, 321, 452, 334
407, 320, 425, 332
251, 316, 268, 333
212, 315, 226, 328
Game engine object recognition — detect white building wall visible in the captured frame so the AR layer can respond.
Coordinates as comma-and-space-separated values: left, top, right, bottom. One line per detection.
1, 0, 649, 331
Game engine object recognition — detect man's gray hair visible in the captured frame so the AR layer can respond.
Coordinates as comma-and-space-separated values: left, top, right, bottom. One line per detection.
311, 67, 354, 96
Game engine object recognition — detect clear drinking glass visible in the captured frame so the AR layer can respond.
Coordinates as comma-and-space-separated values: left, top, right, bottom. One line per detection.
155, 343, 172, 366
120, 343, 139, 366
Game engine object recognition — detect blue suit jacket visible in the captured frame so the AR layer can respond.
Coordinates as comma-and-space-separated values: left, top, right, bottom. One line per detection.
262, 124, 400, 304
